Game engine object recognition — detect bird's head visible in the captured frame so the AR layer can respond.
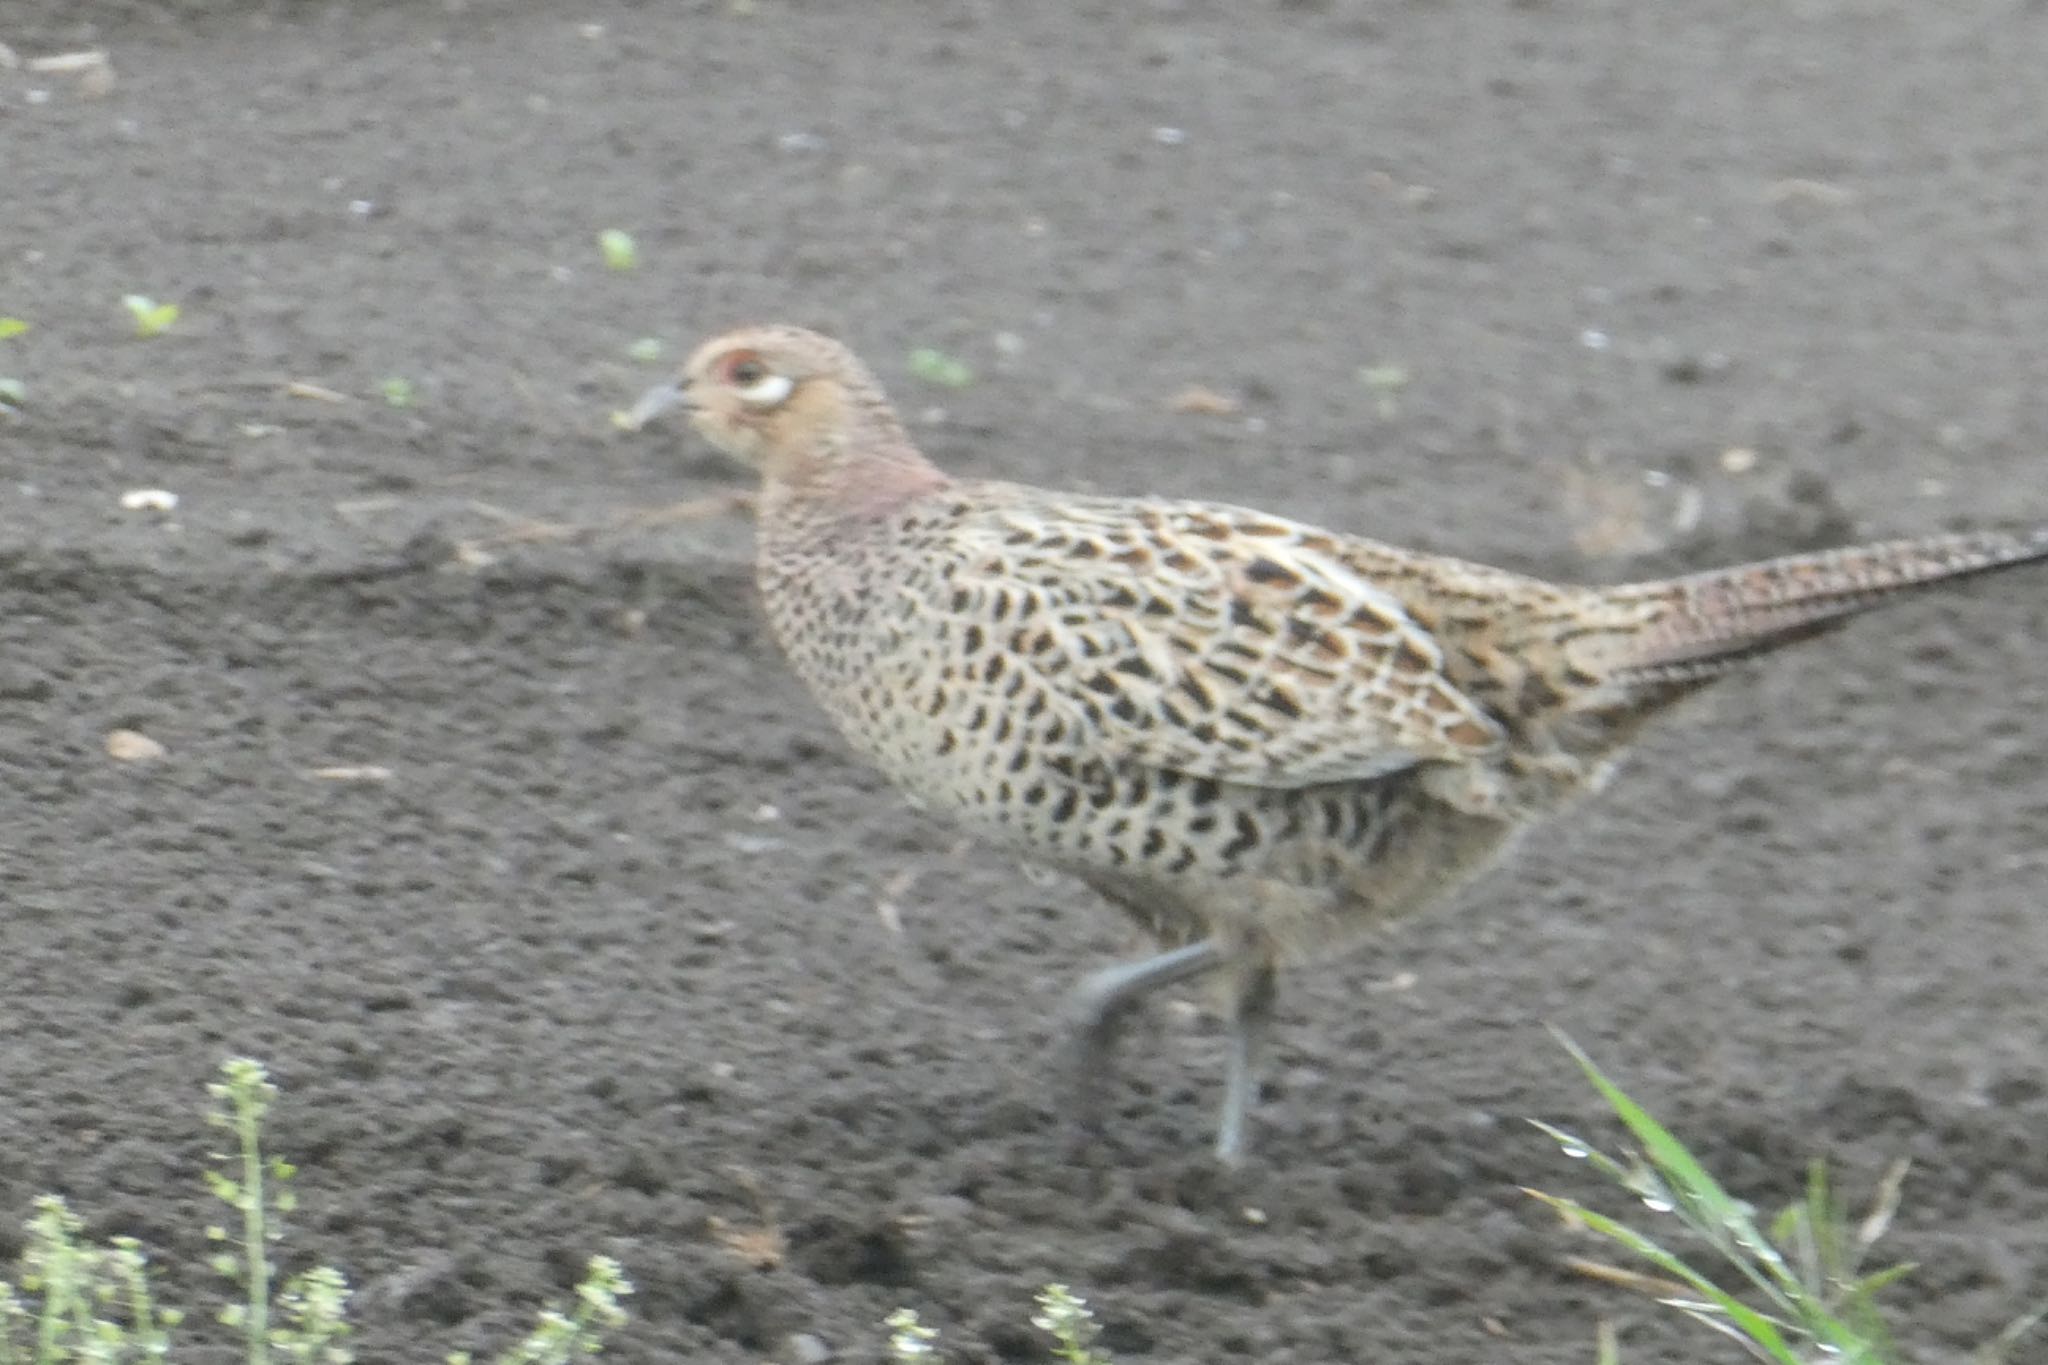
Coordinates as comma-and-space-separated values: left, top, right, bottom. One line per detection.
626, 324, 905, 486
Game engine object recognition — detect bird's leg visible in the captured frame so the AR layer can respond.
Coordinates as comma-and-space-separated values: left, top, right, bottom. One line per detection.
1063, 940, 1223, 1135
1215, 961, 1278, 1165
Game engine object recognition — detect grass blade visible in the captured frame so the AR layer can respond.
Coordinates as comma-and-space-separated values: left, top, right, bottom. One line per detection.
1526, 1191, 1803, 1362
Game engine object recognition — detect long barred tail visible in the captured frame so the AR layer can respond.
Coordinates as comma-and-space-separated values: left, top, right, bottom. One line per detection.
1607, 527, 2048, 684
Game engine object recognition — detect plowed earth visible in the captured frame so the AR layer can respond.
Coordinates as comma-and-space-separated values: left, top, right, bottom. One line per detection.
3, 3, 2045, 1362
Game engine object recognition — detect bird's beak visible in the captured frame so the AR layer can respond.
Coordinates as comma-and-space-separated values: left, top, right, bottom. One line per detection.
619, 379, 687, 432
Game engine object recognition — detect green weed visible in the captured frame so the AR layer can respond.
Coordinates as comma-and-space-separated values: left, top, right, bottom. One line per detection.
121, 296, 179, 339
597, 230, 637, 272
0, 1059, 631, 1364
885, 1286, 1108, 1365
905, 347, 974, 389
1529, 1031, 1914, 1363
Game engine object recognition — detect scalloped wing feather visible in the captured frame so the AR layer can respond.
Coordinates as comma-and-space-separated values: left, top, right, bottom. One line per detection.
945, 494, 1508, 789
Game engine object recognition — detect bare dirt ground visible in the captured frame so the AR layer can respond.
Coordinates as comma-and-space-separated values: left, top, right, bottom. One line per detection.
3, 3, 2046, 1361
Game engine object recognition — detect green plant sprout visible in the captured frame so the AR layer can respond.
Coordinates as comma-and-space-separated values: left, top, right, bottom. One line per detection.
378, 377, 416, 408
206, 1057, 349, 1365
448, 1257, 631, 1365
1031, 1285, 1109, 1365
0, 1196, 180, 1363
1528, 1031, 1912, 1364
1359, 363, 1408, 418
122, 296, 180, 338
884, 1308, 938, 1362
884, 1289, 1112, 1365
598, 230, 638, 271
1593, 1316, 1620, 1365
0, 1059, 633, 1364
905, 347, 974, 388
0, 318, 29, 339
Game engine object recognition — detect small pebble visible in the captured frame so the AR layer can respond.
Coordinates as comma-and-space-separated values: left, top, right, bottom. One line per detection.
785, 1333, 833, 1365
106, 730, 167, 762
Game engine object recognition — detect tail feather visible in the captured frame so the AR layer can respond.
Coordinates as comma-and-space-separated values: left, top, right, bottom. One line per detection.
1609, 527, 2048, 684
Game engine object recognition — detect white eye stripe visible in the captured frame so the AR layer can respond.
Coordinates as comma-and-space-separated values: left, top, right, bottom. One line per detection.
737, 372, 794, 406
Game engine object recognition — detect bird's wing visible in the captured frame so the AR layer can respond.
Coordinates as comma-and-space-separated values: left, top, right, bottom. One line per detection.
940, 494, 1507, 789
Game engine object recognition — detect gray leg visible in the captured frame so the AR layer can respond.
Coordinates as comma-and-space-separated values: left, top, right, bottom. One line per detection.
1064, 940, 1224, 1134
1215, 962, 1277, 1165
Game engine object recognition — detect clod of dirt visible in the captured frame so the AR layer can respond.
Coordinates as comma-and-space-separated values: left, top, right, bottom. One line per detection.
789, 1210, 918, 1287
1166, 384, 1239, 416
307, 765, 394, 782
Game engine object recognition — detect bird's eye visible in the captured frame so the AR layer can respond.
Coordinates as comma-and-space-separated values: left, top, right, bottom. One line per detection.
717, 351, 795, 407
717, 351, 794, 405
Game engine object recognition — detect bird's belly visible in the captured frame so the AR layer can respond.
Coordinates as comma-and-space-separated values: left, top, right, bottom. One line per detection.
824, 693, 1521, 960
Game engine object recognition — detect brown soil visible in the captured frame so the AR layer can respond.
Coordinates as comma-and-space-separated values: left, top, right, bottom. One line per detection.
2, 3, 2045, 1361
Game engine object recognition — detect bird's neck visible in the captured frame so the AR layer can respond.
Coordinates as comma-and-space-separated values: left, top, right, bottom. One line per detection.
754, 435, 953, 641
759, 420, 951, 531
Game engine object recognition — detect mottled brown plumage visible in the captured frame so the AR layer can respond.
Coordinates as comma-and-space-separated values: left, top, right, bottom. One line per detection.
631, 324, 2048, 1161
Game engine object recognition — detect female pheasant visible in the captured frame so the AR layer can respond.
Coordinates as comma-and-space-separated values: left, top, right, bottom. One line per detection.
629, 324, 2048, 1162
